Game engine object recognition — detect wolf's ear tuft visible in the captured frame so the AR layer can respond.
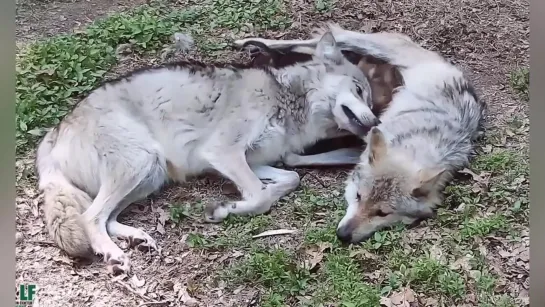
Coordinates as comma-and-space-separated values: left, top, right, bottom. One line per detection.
411, 168, 446, 198
315, 32, 344, 64
368, 127, 387, 165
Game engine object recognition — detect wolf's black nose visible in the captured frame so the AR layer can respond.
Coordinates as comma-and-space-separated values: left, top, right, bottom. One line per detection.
373, 118, 382, 126
336, 227, 352, 244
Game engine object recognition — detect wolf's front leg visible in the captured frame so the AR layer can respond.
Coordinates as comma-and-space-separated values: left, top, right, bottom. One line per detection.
283, 148, 363, 167
203, 149, 300, 222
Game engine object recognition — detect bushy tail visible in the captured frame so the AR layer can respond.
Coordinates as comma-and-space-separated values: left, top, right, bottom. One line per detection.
35, 129, 93, 258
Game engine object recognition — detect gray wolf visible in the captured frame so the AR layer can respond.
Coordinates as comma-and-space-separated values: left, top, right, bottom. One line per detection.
35, 32, 381, 274
234, 24, 486, 243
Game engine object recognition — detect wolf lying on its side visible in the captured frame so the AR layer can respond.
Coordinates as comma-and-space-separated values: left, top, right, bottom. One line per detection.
35, 32, 381, 274
235, 24, 486, 243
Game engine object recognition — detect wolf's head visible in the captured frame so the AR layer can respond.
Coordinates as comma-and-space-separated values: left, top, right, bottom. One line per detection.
300, 32, 380, 136
337, 127, 449, 243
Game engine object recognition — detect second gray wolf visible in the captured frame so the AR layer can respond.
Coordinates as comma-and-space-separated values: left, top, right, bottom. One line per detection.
235, 24, 486, 243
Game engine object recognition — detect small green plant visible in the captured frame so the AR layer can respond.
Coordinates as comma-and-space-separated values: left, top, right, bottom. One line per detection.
315, 0, 334, 13
362, 227, 403, 252
304, 224, 339, 245
460, 214, 506, 240
169, 202, 196, 224
437, 270, 466, 299
186, 233, 209, 248
509, 68, 529, 102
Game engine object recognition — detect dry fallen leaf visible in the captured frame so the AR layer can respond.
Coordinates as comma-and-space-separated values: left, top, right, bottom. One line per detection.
156, 222, 165, 235
252, 229, 298, 238
130, 274, 146, 288
449, 254, 473, 272
174, 282, 198, 306
381, 287, 417, 307
428, 245, 446, 264
157, 207, 169, 225
423, 297, 439, 306
349, 249, 379, 260
303, 242, 332, 271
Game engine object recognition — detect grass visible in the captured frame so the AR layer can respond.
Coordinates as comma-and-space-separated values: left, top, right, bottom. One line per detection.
509, 67, 529, 102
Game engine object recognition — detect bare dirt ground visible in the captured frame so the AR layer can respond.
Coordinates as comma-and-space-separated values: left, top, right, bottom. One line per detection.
16, 0, 529, 306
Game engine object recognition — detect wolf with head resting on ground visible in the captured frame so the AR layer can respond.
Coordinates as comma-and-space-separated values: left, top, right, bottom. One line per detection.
35, 31, 382, 274
234, 23, 486, 244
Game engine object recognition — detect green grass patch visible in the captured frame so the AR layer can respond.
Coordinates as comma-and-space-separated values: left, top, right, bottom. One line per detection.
15, 0, 290, 154
223, 248, 313, 305
391, 255, 466, 302
304, 224, 339, 245
205, 0, 290, 31
316, 251, 381, 306
460, 214, 506, 240
509, 67, 529, 102
473, 150, 524, 175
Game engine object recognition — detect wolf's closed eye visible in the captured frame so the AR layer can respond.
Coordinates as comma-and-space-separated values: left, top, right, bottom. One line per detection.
355, 84, 363, 97
375, 209, 389, 217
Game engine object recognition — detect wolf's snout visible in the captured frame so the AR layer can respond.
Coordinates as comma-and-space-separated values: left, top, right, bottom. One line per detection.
336, 226, 353, 244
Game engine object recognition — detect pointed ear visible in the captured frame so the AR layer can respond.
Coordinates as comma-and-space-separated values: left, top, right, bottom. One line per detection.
315, 32, 344, 64
411, 168, 447, 198
368, 127, 387, 165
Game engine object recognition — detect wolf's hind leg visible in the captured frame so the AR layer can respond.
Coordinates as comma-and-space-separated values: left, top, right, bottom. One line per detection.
106, 187, 162, 253
82, 151, 167, 275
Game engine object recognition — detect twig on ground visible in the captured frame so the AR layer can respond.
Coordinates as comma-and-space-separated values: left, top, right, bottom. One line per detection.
29, 240, 56, 247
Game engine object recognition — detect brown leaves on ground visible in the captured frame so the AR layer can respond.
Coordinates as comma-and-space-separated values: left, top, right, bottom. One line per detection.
458, 168, 491, 193
301, 242, 332, 271
380, 287, 417, 307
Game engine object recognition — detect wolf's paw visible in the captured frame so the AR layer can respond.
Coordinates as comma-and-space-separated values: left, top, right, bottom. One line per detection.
204, 201, 230, 223
105, 251, 131, 276
128, 231, 159, 253
107, 221, 160, 253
